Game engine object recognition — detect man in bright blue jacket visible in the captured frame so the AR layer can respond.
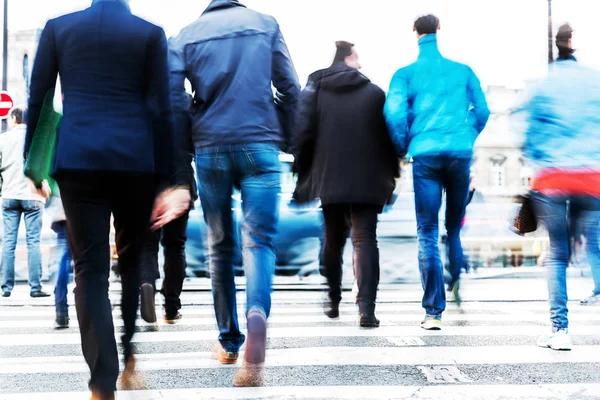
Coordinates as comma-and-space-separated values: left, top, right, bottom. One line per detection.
385, 15, 489, 330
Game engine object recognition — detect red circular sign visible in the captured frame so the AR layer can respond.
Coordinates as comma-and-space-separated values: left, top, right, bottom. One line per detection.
0, 92, 15, 120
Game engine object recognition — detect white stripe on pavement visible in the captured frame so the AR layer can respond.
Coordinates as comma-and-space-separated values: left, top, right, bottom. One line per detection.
2, 312, 600, 329
2, 325, 599, 347
2, 384, 600, 400
0, 301, 592, 317
0, 345, 599, 374
3, 286, 587, 305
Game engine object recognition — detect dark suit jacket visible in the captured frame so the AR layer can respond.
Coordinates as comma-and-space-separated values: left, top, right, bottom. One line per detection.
25, 0, 186, 186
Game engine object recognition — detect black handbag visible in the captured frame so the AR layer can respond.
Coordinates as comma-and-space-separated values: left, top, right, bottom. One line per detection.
511, 194, 538, 235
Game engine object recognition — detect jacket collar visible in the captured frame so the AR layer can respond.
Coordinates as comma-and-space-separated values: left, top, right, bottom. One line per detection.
418, 34, 442, 59
203, 0, 246, 14
91, 0, 130, 12
557, 55, 577, 62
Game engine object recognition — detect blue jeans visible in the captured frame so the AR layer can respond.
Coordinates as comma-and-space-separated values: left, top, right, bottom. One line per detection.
196, 143, 280, 354
412, 155, 471, 317
531, 193, 600, 331
1, 199, 44, 293
52, 221, 72, 316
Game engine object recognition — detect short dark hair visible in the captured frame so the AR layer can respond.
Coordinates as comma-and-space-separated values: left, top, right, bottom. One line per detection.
332, 41, 354, 65
10, 108, 24, 124
556, 23, 575, 60
414, 14, 439, 35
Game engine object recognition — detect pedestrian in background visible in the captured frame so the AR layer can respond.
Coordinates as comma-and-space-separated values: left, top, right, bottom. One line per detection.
46, 188, 72, 329
524, 24, 600, 351
0, 107, 50, 299
138, 106, 197, 324
385, 15, 489, 330
169, 0, 300, 387
25, 0, 191, 398
294, 41, 399, 327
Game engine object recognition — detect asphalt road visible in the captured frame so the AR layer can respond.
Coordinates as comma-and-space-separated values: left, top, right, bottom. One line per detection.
0, 278, 599, 399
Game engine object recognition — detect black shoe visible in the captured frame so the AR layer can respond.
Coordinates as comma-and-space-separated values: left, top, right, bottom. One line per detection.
323, 300, 340, 319
164, 311, 182, 325
360, 315, 381, 328
30, 291, 51, 298
140, 283, 157, 323
1, 291, 11, 298
358, 302, 380, 328
55, 315, 70, 329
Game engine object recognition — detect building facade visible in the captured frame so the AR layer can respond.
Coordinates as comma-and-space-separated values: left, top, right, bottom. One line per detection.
3, 29, 42, 113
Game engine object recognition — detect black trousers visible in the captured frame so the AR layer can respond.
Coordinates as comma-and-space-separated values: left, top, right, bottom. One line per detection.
58, 172, 157, 397
139, 210, 190, 316
322, 204, 380, 305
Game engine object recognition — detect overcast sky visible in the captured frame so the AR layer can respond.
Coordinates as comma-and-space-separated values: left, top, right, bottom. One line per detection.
5, 0, 600, 90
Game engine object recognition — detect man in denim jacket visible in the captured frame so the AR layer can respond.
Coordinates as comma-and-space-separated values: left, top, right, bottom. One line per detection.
169, 0, 300, 386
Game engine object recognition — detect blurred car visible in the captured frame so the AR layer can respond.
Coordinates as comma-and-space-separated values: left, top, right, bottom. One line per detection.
186, 155, 323, 277
380, 193, 417, 238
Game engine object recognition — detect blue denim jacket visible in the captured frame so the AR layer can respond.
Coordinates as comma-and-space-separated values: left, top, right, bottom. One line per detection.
524, 58, 600, 170
384, 35, 490, 159
169, 0, 300, 151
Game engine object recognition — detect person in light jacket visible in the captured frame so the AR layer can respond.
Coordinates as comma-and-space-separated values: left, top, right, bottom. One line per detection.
524, 24, 600, 351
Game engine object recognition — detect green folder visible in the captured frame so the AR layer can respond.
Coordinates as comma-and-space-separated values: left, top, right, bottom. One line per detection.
24, 89, 61, 193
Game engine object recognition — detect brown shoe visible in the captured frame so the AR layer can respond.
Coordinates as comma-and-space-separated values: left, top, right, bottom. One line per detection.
233, 362, 265, 387
211, 342, 239, 365
233, 309, 267, 387
90, 391, 115, 400
119, 356, 147, 390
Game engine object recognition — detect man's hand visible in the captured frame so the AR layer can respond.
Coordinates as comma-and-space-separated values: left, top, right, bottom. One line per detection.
150, 187, 191, 231
27, 179, 51, 200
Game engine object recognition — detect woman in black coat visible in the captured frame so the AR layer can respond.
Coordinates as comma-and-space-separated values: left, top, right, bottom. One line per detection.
293, 42, 399, 327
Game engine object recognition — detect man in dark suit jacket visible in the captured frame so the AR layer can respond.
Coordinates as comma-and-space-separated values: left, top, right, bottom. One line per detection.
25, 1, 190, 398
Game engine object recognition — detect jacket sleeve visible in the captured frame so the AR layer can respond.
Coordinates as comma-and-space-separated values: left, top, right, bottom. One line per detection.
25, 20, 59, 159
145, 27, 180, 187
167, 36, 196, 194
466, 67, 490, 135
522, 90, 550, 162
292, 76, 318, 161
271, 24, 301, 152
384, 70, 410, 158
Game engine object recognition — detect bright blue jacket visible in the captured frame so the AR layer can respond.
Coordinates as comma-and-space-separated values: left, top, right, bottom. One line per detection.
524, 58, 600, 170
384, 35, 490, 158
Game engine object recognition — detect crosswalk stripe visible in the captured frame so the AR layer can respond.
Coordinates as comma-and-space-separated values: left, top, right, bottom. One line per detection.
1, 325, 599, 347
1, 345, 598, 375
3, 384, 600, 400
1, 279, 598, 399
0, 301, 593, 318
2, 312, 600, 329
2, 284, 587, 305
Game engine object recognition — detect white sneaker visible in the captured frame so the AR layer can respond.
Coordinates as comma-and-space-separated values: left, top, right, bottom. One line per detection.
421, 315, 442, 330
580, 293, 600, 306
537, 329, 572, 351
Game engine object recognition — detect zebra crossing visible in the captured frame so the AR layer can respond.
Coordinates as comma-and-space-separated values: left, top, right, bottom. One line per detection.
0, 278, 599, 399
